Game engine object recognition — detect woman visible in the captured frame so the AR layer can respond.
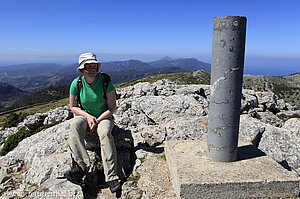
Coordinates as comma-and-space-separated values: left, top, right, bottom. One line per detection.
64, 52, 120, 193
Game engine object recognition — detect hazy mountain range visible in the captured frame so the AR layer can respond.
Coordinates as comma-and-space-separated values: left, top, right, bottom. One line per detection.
0, 57, 211, 111
0, 57, 210, 89
0, 56, 299, 113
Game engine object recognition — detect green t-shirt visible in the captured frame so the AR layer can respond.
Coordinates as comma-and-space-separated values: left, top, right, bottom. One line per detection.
69, 74, 115, 118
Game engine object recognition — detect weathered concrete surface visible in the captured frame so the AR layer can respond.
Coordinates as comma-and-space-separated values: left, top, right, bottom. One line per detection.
165, 140, 299, 199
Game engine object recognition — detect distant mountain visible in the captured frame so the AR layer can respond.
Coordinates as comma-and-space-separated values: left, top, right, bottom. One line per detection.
1, 58, 299, 113
101, 57, 211, 72
0, 57, 211, 91
102, 60, 151, 72
0, 82, 27, 109
0, 63, 74, 92
0, 75, 71, 92
0, 57, 210, 77
157, 56, 174, 61
8, 85, 69, 110
0, 63, 64, 77
0, 57, 212, 112
149, 57, 211, 71
0, 82, 26, 99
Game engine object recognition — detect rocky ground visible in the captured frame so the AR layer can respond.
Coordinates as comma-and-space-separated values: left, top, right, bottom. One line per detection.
0, 79, 299, 198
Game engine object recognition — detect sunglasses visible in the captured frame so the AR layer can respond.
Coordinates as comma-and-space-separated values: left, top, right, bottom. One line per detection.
84, 63, 99, 71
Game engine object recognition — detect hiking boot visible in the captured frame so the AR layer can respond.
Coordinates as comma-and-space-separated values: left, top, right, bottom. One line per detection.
108, 179, 121, 193
64, 164, 86, 185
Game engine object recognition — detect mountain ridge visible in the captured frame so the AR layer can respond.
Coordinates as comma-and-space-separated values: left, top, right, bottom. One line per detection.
0, 57, 211, 111
0, 57, 299, 112
0, 82, 27, 110
0, 57, 210, 76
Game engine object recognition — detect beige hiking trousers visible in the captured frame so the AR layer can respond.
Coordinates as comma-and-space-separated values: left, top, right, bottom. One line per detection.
68, 116, 119, 182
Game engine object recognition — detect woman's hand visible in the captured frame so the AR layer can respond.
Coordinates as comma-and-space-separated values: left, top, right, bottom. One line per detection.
86, 115, 98, 133
70, 94, 98, 133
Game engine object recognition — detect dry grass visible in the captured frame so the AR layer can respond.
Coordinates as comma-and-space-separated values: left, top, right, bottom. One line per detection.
0, 98, 68, 127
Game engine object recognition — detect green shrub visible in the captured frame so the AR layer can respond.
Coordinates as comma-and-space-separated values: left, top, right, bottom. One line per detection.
0, 127, 32, 156
0, 121, 60, 156
128, 172, 141, 187
2, 112, 28, 129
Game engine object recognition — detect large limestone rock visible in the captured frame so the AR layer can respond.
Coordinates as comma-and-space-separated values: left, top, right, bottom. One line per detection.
0, 79, 299, 198
0, 121, 79, 198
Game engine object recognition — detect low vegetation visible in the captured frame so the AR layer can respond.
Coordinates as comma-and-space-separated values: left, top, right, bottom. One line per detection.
128, 172, 141, 187
0, 127, 32, 156
127, 172, 143, 199
0, 122, 60, 156
243, 73, 300, 108
0, 98, 68, 128
2, 112, 28, 129
118, 70, 210, 87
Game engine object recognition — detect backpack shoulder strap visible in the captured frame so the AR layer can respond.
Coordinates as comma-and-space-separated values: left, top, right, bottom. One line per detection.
76, 75, 83, 109
99, 72, 111, 99
100, 72, 111, 85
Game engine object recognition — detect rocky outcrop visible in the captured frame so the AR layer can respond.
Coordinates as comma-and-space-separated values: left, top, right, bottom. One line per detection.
0, 79, 299, 198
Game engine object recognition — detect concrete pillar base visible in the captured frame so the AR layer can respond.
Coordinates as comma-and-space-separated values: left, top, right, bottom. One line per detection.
165, 140, 299, 199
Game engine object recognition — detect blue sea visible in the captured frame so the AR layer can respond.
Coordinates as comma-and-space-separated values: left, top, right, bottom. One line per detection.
244, 57, 299, 76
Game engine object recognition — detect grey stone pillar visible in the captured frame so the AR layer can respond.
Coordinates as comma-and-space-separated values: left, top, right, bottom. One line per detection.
207, 16, 247, 162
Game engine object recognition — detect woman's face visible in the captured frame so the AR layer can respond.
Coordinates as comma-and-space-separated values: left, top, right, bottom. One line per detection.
83, 63, 98, 77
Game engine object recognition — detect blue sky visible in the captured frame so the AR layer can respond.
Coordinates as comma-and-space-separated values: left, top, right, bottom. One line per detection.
0, 0, 299, 75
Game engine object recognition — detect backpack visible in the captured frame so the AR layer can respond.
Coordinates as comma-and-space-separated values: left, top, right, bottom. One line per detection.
75, 72, 112, 109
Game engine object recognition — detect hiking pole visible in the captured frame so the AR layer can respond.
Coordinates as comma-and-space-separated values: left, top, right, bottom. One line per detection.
207, 16, 247, 162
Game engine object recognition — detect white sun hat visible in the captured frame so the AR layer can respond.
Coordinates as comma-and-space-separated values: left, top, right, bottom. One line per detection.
77, 52, 101, 73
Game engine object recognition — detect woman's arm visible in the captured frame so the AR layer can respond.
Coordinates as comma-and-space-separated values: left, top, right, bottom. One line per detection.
69, 94, 97, 131
96, 90, 117, 123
